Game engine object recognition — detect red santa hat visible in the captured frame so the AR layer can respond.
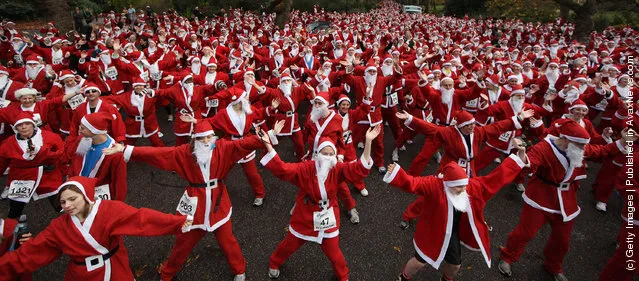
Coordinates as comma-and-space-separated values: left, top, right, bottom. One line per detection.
573, 75, 587, 83
83, 82, 101, 93
315, 92, 331, 105
486, 74, 501, 86
364, 61, 377, 73
431, 64, 441, 73
14, 88, 38, 99
243, 67, 255, 77
0, 65, 8, 75
316, 137, 337, 154
555, 118, 590, 144
192, 120, 214, 138
507, 74, 519, 81
510, 84, 525, 96
441, 76, 454, 83
206, 57, 218, 67
337, 94, 350, 105
548, 58, 560, 67
132, 77, 147, 87
455, 111, 475, 128
280, 72, 293, 83
568, 99, 588, 112
57, 177, 99, 204
511, 61, 522, 68
12, 111, 37, 128
228, 88, 248, 106
188, 56, 201, 64
81, 112, 115, 135
127, 51, 144, 63
59, 69, 75, 81
25, 55, 41, 65
441, 162, 469, 188
50, 37, 63, 45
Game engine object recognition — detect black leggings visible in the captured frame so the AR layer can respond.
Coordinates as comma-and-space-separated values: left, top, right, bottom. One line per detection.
8, 197, 61, 219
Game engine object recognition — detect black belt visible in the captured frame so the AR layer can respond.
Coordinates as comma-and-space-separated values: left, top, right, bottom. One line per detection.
535, 173, 571, 190
416, 105, 428, 110
72, 245, 119, 265
189, 179, 224, 188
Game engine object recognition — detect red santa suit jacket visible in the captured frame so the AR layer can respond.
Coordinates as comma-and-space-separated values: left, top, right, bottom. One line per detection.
102, 92, 160, 138
154, 82, 216, 136
418, 83, 484, 126
10, 67, 52, 94
121, 136, 264, 231
480, 100, 550, 153
523, 138, 625, 222
263, 85, 314, 136
0, 129, 64, 201
68, 99, 127, 144
342, 72, 402, 126
304, 110, 347, 160
0, 200, 187, 281
260, 150, 372, 243
384, 154, 526, 269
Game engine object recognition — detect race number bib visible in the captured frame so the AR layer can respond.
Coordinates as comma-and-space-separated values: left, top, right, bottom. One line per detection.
150, 71, 162, 81
105, 67, 118, 80
177, 191, 198, 216
52, 57, 63, 65
67, 94, 86, 110
313, 207, 337, 231
94, 184, 111, 200
8, 180, 36, 200
389, 92, 399, 106
465, 98, 478, 108
206, 99, 219, 108
426, 112, 434, 123
0, 99, 10, 108
498, 131, 513, 142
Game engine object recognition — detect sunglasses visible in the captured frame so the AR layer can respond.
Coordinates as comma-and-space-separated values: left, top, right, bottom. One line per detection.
86, 89, 100, 93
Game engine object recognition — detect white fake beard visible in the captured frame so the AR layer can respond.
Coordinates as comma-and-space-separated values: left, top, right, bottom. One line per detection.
566, 142, 585, 168
545, 69, 559, 85
183, 82, 194, 96
0, 75, 8, 89
241, 98, 253, 114
364, 73, 376, 87
193, 140, 213, 165
563, 89, 580, 104
381, 64, 393, 77
274, 54, 284, 66
323, 67, 332, 77
280, 83, 292, 96
290, 47, 299, 57
75, 137, 93, 156
191, 63, 201, 75
578, 84, 587, 94
315, 153, 337, 182
608, 77, 618, 87
101, 54, 112, 65
65, 82, 82, 95
310, 105, 328, 122
12, 42, 24, 53
617, 84, 629, 99
26, 65, 42, 80
445, 187, 470, 213
148, 46, 157, 54
52, 48, 63, 62
441, 88, 454, 104
510, 97, 524, 113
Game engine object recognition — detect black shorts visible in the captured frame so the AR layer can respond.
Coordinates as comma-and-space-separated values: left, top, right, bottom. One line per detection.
414, 231, 462, 266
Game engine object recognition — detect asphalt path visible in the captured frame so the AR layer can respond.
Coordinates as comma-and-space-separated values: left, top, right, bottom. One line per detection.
0, 109, 627, 281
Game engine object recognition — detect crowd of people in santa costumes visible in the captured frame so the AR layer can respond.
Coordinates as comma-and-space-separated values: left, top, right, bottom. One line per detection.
0, 0, 637, 280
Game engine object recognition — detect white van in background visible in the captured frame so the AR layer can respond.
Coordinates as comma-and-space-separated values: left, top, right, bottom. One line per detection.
402, 5, 423, 14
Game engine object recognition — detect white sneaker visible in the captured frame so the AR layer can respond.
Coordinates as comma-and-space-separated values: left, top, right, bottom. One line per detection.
385, 121, 389, 127
392, 148, 399, 162
2, 167, 8, 176
357, 142, 364, 149
268, 268, 280, 278
595, 201, 607, 212
516, 184, 525, 192
234, 273, 246, 281
406, 140, 414, 145
360, 188, 369, 197
0, 186, 8, 199
435, 151, 442, 164
494, 157, 502, 164
253, 198, 264, 207
349, 208, 360, 224
378, 166, 387, 175
167, 115, 174, 122
399, 145, 406, 151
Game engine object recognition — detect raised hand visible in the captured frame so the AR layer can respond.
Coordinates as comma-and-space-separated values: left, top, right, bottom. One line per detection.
365, 124, 382, 141
180, 114, 197, 123
387, 162, 397, 175
395, 110, 412, 121
602, 127, 613, 138
271, 98, 281, 109
102, 143, 125, 155
622, 128, 638, 143
273, 119, 286, 135
512, 137, 527, 161
518, 109, 535, 120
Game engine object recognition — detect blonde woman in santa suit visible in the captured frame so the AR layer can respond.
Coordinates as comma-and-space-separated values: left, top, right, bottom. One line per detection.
260, 124, 380, 281
0, 176, 193, 281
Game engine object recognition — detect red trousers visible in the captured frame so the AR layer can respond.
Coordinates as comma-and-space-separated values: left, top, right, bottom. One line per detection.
598, 225, 639, 281
269, 232, 349, 281
240, 160, 266, 198
287, 130, 306, 161
337, 182, 356, 210
381, 107, 402, 140
407, 136, 442, 176
500, 204, 575, 274
125, 134, 165, 147
395, 126, 417, 149
593, 160, 622, 203
353, 124, 385, 168
402, 196, 424, 221
160, 220, 246, 281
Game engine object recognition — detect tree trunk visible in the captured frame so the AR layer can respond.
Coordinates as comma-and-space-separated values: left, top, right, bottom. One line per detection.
274, 0, 292, 29
559, 3, 570, 19
573, 0, 596, 43
45, 0, 73, 32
